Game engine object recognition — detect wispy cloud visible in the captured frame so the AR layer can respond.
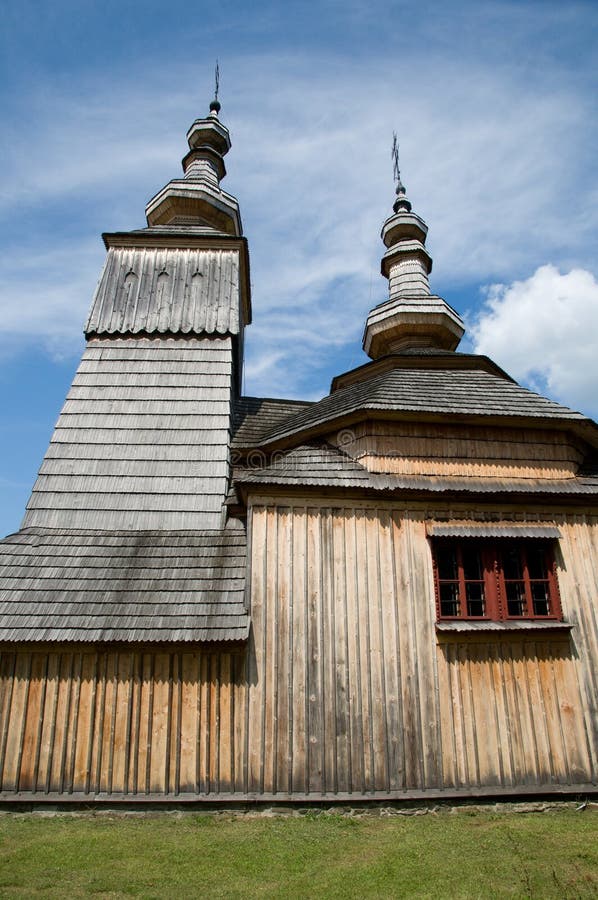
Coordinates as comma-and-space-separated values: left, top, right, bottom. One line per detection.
0, 240, 100, 359
1, 18, 597, 405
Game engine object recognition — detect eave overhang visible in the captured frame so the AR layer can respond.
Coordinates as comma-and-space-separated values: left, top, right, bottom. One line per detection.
330, 352, 516, 392
145, 181, 242, 234
381, 241, 432, 279
250, 407, 598, 456
234, 475, 598, 506
381, 211, 428, 248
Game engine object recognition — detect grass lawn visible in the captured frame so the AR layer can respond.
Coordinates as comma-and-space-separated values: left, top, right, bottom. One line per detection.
0, 806, 596, 898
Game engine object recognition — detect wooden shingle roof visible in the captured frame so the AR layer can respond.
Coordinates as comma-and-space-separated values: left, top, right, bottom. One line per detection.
234, 442, 598, 498
23, 336, 234, 531
0, 521, 248, 643
232, 396, 314, 448
236, 444, 373, 487
256, 365, 594, 448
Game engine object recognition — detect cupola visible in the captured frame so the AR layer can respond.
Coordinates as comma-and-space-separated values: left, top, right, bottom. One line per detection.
363, 143, 464, 358
145, 94, 242, 235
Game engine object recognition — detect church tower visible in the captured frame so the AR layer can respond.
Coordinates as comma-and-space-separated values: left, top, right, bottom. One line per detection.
23, 96, 251, 531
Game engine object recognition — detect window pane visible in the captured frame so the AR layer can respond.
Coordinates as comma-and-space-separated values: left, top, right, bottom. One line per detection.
531, 581, 550, 616
462, 545, 483, 580
436, 546, 457, 580
466, 582, 485, 617
440, 583, 460, 617
503, 545, 522, 581
527, 546, 548, 580
435, 538, 559, 622
506, 581, 526, 616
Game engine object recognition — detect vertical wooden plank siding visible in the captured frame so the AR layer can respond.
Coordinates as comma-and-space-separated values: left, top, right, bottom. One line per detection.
0, 648, 245, 796
245, 502, 598, 796
0, 507, 595, 798
436, 638, 594, 788
246, 502, 443, 794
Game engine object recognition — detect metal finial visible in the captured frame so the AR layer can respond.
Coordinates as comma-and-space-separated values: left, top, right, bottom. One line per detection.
391, 131, 405, 193
392, 132, 400, 184
210, 60, 221, 113
391, 131, 411, 213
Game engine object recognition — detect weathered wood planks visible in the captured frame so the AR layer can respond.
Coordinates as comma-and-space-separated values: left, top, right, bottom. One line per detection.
332, 421, 584, 480
0, 649, 245, 796
0, 503, 596, 799
245, 500, 598, 795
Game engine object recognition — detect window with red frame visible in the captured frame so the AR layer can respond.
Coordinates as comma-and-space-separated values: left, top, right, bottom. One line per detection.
432, 539, 562, 621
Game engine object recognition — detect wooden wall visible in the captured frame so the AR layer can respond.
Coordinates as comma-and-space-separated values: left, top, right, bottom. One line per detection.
245, 500, 598, 796
0, 648, 246, 796
437, 638, 594, 789
0, 501, 596, 799
331, 422, 584, 479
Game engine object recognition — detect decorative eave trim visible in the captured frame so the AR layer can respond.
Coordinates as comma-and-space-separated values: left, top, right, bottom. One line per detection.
101, 231, 248, 251
0, 639, 249, 651
426, 523, 561, 539
234, 477, 598, 506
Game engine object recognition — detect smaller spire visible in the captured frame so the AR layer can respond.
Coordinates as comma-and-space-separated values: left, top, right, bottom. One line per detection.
362, 136, 465, 358
209, 60, 221, 115
391, 132, 412, 213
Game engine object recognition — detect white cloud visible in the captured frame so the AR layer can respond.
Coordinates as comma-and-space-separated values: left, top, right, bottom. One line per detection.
470, 265, 598, 419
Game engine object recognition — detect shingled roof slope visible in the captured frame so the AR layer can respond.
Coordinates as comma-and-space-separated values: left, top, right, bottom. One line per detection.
234, 443, 598, 497
232, 396, 314, 448
0, 522, 248, 643
23, 336, 234, 531
258, 366, 592, 447
236, 443, 373, 486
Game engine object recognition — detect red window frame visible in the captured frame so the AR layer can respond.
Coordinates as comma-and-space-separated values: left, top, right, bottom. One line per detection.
432, 539, 562, 621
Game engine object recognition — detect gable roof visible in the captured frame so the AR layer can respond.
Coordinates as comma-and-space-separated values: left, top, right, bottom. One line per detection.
0, 521, 248, 643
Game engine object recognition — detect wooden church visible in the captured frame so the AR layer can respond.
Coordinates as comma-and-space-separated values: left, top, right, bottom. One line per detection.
0, 93, 596, 803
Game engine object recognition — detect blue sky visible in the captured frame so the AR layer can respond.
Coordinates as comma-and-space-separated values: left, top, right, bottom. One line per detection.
1, 0, 598, 536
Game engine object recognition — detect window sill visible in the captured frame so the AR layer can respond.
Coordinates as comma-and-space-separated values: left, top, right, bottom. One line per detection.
436, 620, 573, 635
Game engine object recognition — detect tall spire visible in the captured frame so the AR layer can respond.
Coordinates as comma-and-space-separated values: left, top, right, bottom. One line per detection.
362, 137, 464, 358
144, 74, 242, 235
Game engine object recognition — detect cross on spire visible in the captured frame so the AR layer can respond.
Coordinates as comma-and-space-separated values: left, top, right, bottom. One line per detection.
391, 131, 405, 194
391, 131, 411, 213
210, 60, 221, 114
391, 132, 400, 185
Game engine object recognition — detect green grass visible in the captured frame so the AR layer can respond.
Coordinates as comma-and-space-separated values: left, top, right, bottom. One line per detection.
0, 807, 596, 898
